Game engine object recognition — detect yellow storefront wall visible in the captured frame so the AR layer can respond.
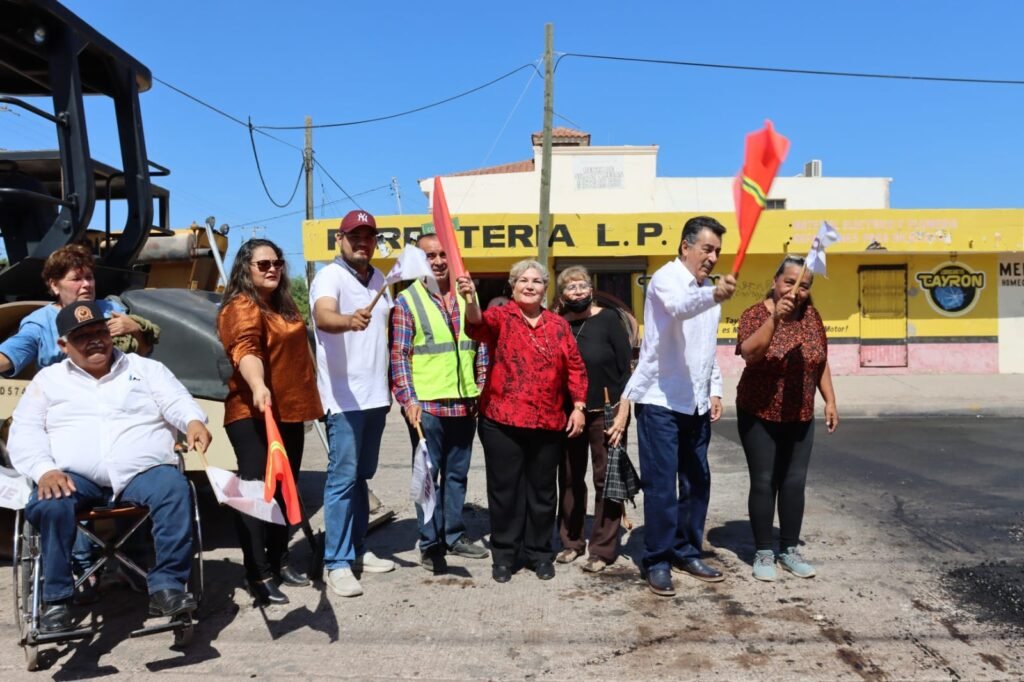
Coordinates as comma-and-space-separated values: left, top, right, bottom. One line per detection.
304, 208, 1015, 342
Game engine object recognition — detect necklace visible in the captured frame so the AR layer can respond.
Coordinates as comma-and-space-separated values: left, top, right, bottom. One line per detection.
521, 310, 552, 359
571, 318, 587, 343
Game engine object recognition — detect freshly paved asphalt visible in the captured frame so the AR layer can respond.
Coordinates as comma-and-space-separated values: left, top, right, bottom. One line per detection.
714, 416, 1024, 628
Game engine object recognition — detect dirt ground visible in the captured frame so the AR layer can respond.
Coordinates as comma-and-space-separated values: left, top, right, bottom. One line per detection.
0, 406, 1020, 680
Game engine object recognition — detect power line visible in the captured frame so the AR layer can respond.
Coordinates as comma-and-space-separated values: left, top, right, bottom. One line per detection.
153, 76, 303, 150
255, 63, 543, 130
556, 52, 1024, 86
248, 117, 304, 208
232, 183, 390, 229
313, 157, 363, 208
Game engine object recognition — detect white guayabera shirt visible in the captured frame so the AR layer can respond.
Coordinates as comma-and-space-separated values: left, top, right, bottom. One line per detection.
9, 351, 207, 494
624, 258, 723, 416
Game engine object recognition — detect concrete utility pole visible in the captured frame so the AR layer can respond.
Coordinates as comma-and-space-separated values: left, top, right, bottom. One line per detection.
391, 176, 403, 214
537, 23, 554, 268
304, 116, 315, 282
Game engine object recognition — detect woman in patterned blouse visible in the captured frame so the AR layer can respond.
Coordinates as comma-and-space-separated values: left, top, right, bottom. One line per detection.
459, 260, 588, 584
735, 255, 839, 583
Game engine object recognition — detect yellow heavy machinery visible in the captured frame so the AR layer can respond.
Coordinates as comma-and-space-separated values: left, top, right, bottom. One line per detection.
0, 0, 236, 470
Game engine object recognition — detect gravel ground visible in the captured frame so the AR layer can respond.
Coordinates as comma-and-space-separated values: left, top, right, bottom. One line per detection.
0, 405, 1021, 679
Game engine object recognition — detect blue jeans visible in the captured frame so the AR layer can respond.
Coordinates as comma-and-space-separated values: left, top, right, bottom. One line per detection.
406, 412, 476, 551
323, 407, 388, 570
635, 403, 712, 572
25, 464, 192, 603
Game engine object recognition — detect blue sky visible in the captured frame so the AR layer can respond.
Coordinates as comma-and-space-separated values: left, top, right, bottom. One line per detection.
3, 1, 1022, 270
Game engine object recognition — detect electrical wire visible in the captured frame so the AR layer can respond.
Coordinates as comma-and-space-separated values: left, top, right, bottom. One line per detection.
313, 157, 364, 208
255, 63, 543, 130
154, 77, 303, 150
233, 183, 391, 229
555, 52, 1024, 86
248, 118, 304, 208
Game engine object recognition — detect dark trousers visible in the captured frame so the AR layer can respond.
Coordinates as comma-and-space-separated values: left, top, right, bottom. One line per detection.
635, 403, 712, 572
559, 411, 623, 563
405, 411, 477, 551
225, 418, 305, 582
25, 465, 192, 603
737, 409, 815, 551
478, 417, 562, 568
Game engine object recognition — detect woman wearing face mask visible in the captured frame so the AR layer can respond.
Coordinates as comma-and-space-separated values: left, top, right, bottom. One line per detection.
735, 255, 839, 583
0, 244, 154, 378
459, 260, 587, 584
554, 267, 632, 573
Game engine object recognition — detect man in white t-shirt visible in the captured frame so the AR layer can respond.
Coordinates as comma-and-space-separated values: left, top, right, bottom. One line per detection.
311, 210, 396, 598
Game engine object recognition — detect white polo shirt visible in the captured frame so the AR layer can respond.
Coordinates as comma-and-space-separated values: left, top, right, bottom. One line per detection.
8, 351, 207, 494
310, 257, 392, 413
623, 258, 723, 415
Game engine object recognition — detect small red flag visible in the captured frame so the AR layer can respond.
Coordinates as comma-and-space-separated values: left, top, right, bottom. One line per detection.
732, 120, 790, 276
431, 176, 467, 291
264, 411, 302, 525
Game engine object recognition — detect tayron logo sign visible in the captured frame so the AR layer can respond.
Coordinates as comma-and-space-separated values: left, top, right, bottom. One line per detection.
915, 262, 986, 316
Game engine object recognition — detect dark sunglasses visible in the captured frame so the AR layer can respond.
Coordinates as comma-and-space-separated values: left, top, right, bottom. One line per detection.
251, 259, 285, 273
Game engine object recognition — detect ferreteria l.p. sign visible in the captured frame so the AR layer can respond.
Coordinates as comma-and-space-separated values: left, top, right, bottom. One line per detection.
325, 221, 672, 254
915, 262, 986, 317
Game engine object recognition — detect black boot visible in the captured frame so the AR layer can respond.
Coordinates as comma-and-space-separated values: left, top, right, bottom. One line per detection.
250, 577, 289, 605
277, 565, 311, 587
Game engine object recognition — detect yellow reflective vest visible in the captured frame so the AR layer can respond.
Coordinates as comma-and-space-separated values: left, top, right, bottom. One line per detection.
397, 280, 480, 401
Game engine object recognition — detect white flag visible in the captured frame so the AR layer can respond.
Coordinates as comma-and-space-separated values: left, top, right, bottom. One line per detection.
805, 221, 840, 276
0, 465, 32, 510
206, 466, 286, 525
385, 245, 434, 286
410, 438, 436, 523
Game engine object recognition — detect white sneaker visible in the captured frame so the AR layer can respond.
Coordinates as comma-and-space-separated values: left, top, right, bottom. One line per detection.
354, 551, 395, 574
326, 568, 363, 597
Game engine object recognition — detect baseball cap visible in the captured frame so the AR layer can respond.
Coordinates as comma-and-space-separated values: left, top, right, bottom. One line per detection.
339, 210, 377, 234
56, 301, 108, 338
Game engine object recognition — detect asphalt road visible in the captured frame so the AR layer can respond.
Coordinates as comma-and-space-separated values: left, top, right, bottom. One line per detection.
714, 416, 1024, 629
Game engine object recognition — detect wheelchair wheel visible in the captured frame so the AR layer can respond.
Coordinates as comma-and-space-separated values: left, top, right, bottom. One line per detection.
188, 480, 204, 606
13, 511, 41, 671
24, 641, 39, 671
173, 618, 194, 647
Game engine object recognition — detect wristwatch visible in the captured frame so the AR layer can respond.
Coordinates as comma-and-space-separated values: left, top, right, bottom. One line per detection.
573, 403, 586, 413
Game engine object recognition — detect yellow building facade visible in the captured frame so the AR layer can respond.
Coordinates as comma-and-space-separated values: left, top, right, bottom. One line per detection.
304, 208, 1024, 375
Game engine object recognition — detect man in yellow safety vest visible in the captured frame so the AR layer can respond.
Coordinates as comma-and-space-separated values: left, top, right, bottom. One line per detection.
390, 231, 489, 573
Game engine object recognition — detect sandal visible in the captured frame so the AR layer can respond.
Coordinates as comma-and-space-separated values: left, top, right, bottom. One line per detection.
582, 557, 607, 573
555, 548, 580, 564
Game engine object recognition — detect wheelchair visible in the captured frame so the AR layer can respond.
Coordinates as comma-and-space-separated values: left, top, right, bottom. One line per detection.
6, 445, 205, 671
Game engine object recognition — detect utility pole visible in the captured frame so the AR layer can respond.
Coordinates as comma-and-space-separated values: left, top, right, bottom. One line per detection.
391, 176, 403, 214
304, 116, 316, 282
536, 23, 554, 269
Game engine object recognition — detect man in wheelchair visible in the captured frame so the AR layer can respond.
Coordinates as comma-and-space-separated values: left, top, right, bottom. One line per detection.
7, 301, 211, 634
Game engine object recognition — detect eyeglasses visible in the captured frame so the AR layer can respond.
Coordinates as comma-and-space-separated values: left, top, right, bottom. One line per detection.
251, 259, 285, 272
563, 283, 592, 293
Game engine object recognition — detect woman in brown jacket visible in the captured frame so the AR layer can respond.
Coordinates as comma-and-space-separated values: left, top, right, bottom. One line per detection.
217, 239, 324, 605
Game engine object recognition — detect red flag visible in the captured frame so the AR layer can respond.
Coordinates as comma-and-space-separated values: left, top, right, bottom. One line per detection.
732, 120, 790, 276
264, 411, 302, 525
431, 176, 467, 292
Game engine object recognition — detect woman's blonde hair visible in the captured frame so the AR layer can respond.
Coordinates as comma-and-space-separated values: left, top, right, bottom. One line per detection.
508, 259, 549, 289
555, 265, 592, 294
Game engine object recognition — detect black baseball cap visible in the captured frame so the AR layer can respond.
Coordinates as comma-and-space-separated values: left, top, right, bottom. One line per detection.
56, 301, 108, 338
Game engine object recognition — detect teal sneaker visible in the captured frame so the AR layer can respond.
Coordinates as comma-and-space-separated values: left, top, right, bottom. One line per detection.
752, 550, 777, 582
779, 547, 816, 578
